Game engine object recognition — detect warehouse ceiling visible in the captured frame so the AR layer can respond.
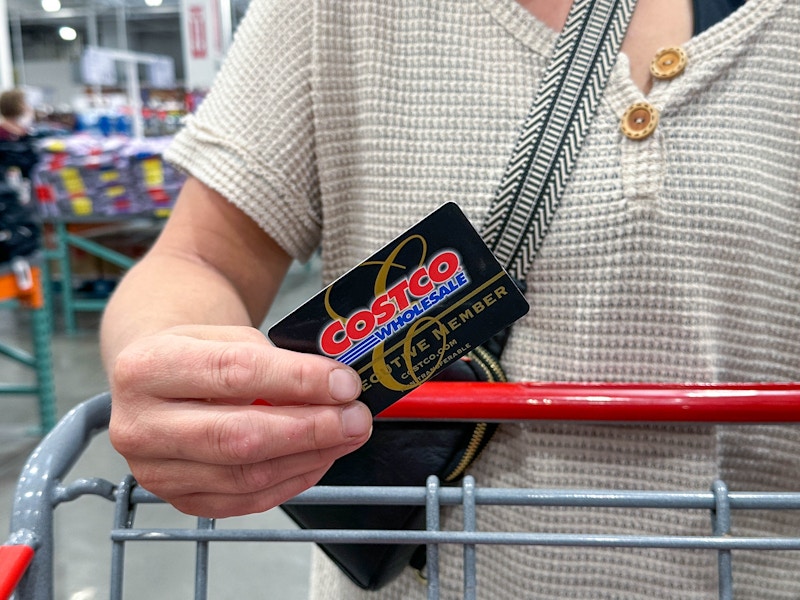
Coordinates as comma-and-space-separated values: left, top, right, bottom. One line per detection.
5, 0, 252, 86
6, 0, 249, 22
6, 2, 176, 29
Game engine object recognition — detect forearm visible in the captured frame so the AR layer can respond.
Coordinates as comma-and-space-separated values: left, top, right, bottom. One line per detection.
99, 251, 255, 374
100, 176, 293, 374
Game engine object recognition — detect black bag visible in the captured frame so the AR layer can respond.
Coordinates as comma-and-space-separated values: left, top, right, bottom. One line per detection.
280, 328, 511, 590
0, 182, 41, 266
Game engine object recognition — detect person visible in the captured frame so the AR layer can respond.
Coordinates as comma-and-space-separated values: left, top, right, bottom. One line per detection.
1, 88, 42, 274
0, 89, 33, 140
100, 0, 800, 598
0, 88, 39, 180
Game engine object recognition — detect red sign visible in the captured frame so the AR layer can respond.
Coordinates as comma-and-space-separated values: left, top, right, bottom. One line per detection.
189, 5, 207, 59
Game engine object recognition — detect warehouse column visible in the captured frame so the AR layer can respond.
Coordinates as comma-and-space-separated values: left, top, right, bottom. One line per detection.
0, 0, 14, 90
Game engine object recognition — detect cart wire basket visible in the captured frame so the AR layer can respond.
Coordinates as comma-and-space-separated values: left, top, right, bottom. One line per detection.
4, 382, 800, 600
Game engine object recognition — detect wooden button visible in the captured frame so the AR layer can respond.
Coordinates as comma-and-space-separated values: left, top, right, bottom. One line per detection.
620, 102, 659, 140
650, 47, 687, 80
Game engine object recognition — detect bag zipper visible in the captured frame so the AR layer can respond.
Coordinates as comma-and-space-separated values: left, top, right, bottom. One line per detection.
471, 345, 507, 383
442, 346, 506, 482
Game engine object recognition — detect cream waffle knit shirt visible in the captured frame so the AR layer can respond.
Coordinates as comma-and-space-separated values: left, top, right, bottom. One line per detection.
165, 0, 800, 597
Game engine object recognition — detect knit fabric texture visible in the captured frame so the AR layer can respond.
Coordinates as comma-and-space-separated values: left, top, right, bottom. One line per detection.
165, 0, 800, 597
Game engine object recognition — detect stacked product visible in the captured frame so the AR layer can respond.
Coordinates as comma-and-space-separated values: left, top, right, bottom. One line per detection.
121, 137, 185, 218
34, 134, 184, 219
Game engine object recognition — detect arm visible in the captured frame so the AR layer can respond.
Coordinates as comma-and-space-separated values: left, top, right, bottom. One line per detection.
100, 177, 372, 518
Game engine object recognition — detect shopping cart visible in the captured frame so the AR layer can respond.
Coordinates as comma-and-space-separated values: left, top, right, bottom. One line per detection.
4, 382, 800, 600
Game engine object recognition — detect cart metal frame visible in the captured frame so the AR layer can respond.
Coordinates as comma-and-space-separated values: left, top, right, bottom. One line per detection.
5, 385, 800, 599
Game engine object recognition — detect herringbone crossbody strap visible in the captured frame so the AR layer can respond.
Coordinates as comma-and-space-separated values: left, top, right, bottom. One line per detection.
483, 0, 638, 280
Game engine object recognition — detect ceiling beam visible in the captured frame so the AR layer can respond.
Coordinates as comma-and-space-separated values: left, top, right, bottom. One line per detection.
8, 5, 179, 25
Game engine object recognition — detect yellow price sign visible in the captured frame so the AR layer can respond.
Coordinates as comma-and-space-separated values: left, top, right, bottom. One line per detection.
71, 197, 93, 215
61, 168, 86, 194
106, 185, 126, 198
142, 158, 164, 186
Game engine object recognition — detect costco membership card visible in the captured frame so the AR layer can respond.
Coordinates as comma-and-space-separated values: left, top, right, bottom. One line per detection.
268, 202, 529, 416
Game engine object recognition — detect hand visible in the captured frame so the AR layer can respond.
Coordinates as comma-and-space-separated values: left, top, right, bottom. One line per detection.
107, 325, 372, 518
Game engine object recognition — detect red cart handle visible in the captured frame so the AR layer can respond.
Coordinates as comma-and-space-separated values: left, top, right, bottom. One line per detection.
378, 382, 800, 422
0, 545, 34, 600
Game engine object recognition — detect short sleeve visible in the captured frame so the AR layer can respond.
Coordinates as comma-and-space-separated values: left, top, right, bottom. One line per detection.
165, 0, 322, 261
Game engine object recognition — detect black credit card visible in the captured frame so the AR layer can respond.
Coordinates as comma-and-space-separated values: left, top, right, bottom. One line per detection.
268, 202, 529, 415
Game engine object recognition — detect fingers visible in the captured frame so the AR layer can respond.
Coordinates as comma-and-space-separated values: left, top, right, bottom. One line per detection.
132, 445, 347, 497
171, 465, 335, 519
128, 444, 359, 517
110, 399, 373, 517
111, 401, 372, 465
111, 326, 361, 406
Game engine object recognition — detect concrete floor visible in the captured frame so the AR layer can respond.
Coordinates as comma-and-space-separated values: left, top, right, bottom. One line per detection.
1, 257, 323, 599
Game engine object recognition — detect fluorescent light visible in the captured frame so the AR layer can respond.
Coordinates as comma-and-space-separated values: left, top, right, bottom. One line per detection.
145, 0, 163, 5
41, 0, 61, 12
59, 26, 77, 41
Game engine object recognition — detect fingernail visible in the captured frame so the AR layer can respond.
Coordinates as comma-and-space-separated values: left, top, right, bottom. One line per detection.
341, 403, 372, 437
329, 368, 360, 402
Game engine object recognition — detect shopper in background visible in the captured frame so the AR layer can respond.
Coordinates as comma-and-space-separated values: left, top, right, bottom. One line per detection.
100, 0, 800, 598
1, 88, 42, 291
0, 88, 39, 180
0, 89, 33, 139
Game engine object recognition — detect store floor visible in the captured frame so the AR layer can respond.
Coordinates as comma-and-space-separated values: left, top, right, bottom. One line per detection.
1, 257, 323, 599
